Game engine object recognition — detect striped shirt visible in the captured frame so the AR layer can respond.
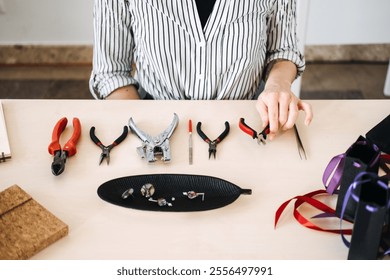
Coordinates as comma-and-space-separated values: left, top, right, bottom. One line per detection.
90, 0, 305, 100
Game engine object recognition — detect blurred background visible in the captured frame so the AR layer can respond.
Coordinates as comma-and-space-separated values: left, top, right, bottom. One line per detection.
0, 0, 389, 99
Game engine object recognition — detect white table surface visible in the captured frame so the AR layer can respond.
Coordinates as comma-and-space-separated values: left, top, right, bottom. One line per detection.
1, 99, 389, 260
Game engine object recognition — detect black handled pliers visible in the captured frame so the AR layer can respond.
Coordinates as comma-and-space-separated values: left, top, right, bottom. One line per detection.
238, 118, 270, 145
196, 121, 230, 159
89, 126, 128, 165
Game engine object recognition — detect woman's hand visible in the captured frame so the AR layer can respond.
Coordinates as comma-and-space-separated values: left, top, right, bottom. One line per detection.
256, 61, 313, 140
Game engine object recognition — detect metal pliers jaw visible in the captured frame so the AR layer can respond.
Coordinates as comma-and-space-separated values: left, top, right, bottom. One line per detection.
128, 113, 179, 163
51, 150, 68, 176
257, 127, 270, 145
99, 146, 111, 165
208, 141, 218, 159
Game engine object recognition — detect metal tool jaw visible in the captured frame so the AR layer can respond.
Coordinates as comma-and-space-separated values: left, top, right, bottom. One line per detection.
128, 113, 179, 162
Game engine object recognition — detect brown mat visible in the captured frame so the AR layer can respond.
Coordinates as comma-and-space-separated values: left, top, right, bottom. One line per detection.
0, 185, 68, 259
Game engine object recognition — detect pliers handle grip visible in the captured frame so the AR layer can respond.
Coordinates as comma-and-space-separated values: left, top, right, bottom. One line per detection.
48, 117, 81, 156
238, 118, 257, 139
90, 126, 128, 148
239, 118, 269, 145
196, 121, 230, 144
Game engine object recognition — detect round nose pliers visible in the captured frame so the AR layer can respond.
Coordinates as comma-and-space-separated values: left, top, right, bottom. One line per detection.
89, 126, 128, 165
48, 117, 81, 176
196, 121, 230, 159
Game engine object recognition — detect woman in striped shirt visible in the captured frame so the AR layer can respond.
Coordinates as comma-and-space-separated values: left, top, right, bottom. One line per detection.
90, 0, 313, 139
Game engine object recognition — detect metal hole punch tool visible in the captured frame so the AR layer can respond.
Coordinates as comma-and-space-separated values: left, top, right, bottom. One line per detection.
89, 126, 128, 165
48, 117, 81, 176
196, 121, 230, 159
128, 113, 179, 163
238, 118, 270, 145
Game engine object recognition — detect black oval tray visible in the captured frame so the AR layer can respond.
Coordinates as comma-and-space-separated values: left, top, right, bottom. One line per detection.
97, 174, 252, 212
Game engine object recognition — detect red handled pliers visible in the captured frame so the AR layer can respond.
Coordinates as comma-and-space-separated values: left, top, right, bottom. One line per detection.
196, 121, 230, 159
48, 117, 81, 176
239, 118, 270, 145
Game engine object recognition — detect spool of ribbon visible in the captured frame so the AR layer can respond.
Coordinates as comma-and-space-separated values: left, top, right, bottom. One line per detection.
322, 136, 380, 195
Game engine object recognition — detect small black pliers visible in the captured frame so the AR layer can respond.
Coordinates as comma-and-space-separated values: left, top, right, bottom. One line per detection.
89, 126, 129, 165
196, 121, 230, 159
239, 118, 270, 145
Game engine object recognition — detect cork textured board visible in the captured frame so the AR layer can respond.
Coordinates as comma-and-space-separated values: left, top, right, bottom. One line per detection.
0, 185, 68, 259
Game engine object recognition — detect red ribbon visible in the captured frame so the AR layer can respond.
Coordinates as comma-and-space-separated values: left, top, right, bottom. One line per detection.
274, 139, 389, 234
275, 189, 353, 234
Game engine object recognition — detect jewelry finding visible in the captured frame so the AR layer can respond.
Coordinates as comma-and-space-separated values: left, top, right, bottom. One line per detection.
121, 188, 134, 199
183, 191, 205, 201
140, 183, 155, 198
148, 197, 173, 207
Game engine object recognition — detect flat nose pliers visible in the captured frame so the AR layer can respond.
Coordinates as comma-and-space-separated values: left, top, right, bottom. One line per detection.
238, 118, 269, 145
89, 126, 129, 165
48, 117, 81, 176
196, 121, 230, 159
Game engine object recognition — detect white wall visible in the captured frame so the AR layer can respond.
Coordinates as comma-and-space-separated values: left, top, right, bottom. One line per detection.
306, 0, 390, 45
0, 0, 93, 44
0, 0, 389, 45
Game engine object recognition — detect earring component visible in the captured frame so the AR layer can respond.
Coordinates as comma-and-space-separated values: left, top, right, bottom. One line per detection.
121, 188, 134, 199
183, 191, 205, 201
140, 183, 155, 198
148, 198, 173, 207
